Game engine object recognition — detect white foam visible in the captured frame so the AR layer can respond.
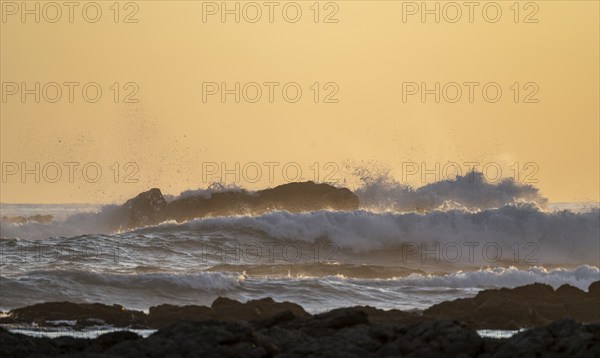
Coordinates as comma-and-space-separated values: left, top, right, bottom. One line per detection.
165, 206, 600, 265
386, 265, 600, 291
354, 171, 547, 212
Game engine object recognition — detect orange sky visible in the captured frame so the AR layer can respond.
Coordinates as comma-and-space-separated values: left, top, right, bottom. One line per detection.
1, 1, 598, 203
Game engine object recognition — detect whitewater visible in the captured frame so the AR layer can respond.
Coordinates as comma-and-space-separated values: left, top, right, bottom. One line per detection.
1, 172, 599, 314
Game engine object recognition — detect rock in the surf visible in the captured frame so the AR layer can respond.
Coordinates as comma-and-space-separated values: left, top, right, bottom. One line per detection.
111, 181, 359, 230
111, 188, 168, 230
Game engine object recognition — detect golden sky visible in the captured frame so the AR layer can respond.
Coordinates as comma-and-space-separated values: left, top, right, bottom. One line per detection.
1, 1, 599, 204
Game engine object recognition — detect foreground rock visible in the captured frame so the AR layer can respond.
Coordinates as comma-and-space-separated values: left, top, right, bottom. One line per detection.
424, 281, 600, 329
1, 318, 598, 357
110, 182, 359, 230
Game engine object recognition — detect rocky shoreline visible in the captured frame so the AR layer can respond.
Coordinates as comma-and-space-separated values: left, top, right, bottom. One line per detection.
1, 281, 598, 357
2, 281, 598, 330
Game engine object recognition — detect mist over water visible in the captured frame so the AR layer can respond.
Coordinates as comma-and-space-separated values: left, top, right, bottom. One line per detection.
354, 171, 548, 212
1, 172, 599, 312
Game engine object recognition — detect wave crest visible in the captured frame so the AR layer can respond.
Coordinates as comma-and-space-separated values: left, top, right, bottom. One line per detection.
354, 170, 547, 212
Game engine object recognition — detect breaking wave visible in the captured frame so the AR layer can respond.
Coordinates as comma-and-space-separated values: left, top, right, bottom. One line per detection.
138, 205, 600, 265
354, 171, 547, 212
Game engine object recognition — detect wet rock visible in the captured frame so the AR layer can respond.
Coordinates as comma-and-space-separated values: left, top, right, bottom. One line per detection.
491, 319, 600, 358
147, 304, 211, 328
166, 181, 359, 223
588, 281, 600, 297
346, 305, 427, 325
1, 315, 599, 357
4, 282, 599, 331
556, 284, 586, 297
90, 330, 142, 352
0, 327, 60, 356
210, 297, 310, 322
306, 308, 370, 330
147, 297, 309, 329
257, 181, 359, 212
424, 282, 600, 329
112, 188, 168, 229
376, 320, 484, 358
112, 182, 360, 230
106, 320, 271, 358
6, 302, 146, 328
52, 335, 89, 354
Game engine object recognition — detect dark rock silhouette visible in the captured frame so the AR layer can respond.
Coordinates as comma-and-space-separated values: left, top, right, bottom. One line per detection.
588, 280, 600, 296
1, 318, 598, 357
2, 281, 598, 331
111, 182, 359, 230
1, 297, 309, 330
113, 188, 168, 229
423, 282, 600, 329
339, 306, 425, 325
148, 297, 309, 328
4, 302, 146, 328
487, 319, 600, 357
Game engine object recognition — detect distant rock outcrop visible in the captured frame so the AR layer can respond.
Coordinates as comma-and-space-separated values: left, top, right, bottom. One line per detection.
111, 188, 168, 229
1, 215, 53, 224
110, 182, 359, 230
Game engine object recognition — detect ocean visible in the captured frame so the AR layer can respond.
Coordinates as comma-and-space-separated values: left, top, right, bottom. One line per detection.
1, 191, 599, 315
